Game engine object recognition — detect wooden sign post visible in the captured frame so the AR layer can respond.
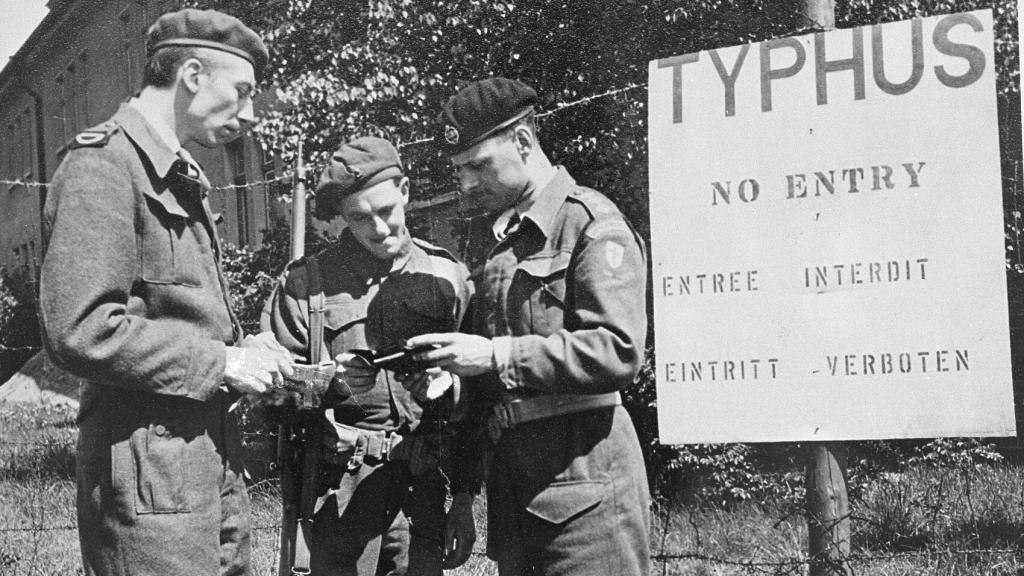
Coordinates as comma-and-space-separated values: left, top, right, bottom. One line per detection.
795, 3, 851, 575
648, 4, 1012, 576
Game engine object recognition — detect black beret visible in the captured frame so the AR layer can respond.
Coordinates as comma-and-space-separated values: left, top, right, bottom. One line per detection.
314, 137, 405, 221
435, 77, 538, 154
147, 9, 268, 81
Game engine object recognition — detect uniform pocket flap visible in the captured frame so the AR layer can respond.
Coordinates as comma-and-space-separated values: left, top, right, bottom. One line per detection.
323, 295, 367, 331
517, 251, 571, 279
524, 479, 606, 524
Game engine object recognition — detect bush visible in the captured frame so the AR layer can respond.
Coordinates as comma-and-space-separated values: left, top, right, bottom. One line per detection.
220, 221, 338, 479
629, 346, 1008, 507
0, 267, 42, 383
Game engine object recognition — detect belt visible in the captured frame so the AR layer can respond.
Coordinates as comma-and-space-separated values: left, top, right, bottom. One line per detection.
488, 391, 621, 440
321, 426, 407, 467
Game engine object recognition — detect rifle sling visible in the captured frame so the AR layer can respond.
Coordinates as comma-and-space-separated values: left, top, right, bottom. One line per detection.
291, 256, 326, 575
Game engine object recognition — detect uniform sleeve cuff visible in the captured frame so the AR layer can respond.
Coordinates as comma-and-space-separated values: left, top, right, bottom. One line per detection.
185, 339, 227, 402
492, 336, 517, 390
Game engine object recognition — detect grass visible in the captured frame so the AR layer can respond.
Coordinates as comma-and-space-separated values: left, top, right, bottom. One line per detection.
3, 402, 1024, 575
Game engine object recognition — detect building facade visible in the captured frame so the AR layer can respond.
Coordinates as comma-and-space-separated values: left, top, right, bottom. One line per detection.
0, 0, 282, 274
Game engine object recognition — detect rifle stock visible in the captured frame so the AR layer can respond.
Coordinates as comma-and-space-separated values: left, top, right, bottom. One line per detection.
278, 145, 311, 576
277, 424, 299, 576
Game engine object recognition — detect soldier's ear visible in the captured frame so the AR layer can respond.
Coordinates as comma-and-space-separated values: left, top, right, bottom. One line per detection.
399, 177, 410, 203
513, 125, 534, 158
180, 58, 206, 94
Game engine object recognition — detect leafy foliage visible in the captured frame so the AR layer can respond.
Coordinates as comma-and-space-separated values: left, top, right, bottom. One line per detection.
0, 267, 42, 383
0, 268, 40, 349
188, 0, 1021, 502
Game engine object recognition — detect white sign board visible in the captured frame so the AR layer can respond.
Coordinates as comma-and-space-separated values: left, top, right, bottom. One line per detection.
648, 10, 1015, 444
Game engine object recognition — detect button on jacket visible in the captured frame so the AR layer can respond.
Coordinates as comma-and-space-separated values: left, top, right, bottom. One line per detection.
466, 167, 651, 576
39, 102, 250, 576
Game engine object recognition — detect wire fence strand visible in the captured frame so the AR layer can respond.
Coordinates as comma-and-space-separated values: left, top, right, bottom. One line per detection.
2, 83, 646, 193
3, 427, 1024, 575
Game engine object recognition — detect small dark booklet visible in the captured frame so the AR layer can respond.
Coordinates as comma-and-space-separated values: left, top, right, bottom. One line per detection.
349, 342, 440, 373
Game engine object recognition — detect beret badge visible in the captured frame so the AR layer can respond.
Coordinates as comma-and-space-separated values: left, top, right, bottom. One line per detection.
435, 77, 538, 153
444, 124, 460, 146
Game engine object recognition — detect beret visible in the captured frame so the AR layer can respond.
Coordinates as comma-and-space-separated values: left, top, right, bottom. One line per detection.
147, 9, 268, 81
314, 137, 405, 221
435, 77, 538, 154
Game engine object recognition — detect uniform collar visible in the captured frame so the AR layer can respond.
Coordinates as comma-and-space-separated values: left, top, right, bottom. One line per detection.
115, 101, 181, 180
331, 229, 442, 279
513, 166, 574, 239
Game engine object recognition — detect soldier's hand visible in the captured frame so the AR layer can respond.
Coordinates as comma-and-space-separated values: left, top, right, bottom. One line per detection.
223, 346, 294, 397
443, 492, 476, 569
394, 368, 455, 403
334, 352, 379, 395
241, 331, 290, 354
404, 333, 495, 377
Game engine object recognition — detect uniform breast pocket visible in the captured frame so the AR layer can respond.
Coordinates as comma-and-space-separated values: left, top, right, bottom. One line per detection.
139, 218, 206, 287
513, 251, 570, 336
323, 296, 368, 356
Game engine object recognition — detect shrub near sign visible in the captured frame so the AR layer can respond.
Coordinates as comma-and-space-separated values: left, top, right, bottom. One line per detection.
648, 9, 1014, 444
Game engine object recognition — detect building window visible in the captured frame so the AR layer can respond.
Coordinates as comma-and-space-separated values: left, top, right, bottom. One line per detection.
20, 108, 34, 180
76, 52, 90, 129
120, 7, 137, 95
4, 123, 14, 182
55, 73, 67, 146
229, 139, 250, 245
65, 64, 78, 136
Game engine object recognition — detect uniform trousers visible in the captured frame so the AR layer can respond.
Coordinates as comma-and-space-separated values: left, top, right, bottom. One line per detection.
486, 405, 650, 576
311, 459, 447, 576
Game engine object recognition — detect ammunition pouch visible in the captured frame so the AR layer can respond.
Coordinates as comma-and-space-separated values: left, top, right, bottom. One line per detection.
321, 420, 448, 477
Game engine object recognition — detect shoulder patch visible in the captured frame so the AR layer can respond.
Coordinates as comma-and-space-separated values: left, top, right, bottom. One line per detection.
67, 123, 119, 150
412, 237, 459, 262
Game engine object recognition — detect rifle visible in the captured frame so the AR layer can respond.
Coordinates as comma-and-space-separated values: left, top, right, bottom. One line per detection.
278, 146, 321, 576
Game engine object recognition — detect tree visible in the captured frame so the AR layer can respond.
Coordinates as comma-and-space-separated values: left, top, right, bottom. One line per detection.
192, 0, 1020, 496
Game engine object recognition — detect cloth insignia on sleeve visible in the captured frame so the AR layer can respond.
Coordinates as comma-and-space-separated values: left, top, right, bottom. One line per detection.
604, 241, 625, 269
67, 123, 118, 150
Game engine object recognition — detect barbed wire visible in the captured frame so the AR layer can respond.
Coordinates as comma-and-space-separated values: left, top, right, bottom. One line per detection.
210, 174, 294, 192
0, 175, 296, 194
0, 344, 43, 353
396, 82, 649, 151
0, 516, 1018, 571
1, 83, 646, 196
2, 449, 1023, 573
0, 179, 45, 188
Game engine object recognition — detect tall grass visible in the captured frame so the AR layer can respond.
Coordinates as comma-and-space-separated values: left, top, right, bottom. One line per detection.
3, 402, 1023, 576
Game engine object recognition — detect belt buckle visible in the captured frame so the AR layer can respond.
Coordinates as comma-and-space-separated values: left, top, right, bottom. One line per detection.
381, 431, 394, 462
494, 399, 521, 429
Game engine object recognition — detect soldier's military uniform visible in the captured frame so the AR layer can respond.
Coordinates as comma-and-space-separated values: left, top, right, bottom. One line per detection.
263, 223, 473, 575
38, 9, 272, 575
435, 78, 651, 576
39, 102, 250, 575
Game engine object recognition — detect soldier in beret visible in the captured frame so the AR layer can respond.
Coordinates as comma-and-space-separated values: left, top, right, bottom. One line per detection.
408, 77, 651, 575
261, 137, 477, 575
38, 8, 289, 576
